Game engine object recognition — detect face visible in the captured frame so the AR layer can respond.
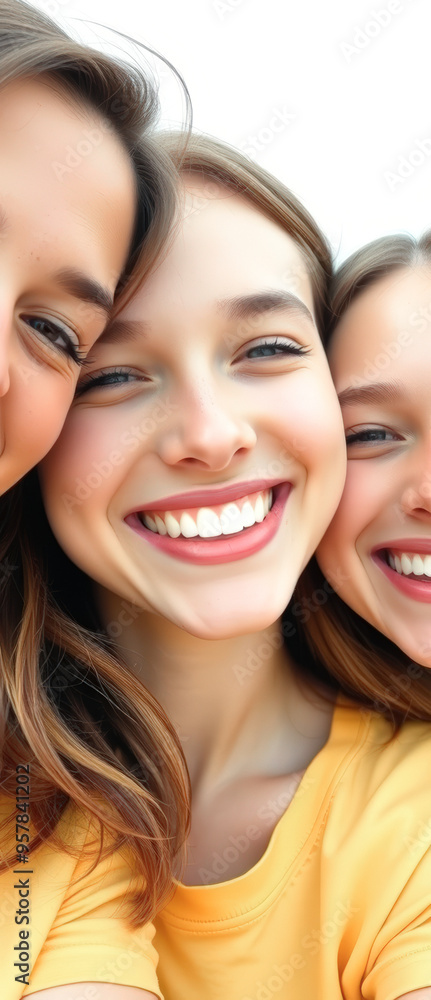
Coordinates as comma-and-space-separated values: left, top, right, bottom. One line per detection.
0, 76, 136, 493
40, 178, 346, 640
317, 265, 431, 667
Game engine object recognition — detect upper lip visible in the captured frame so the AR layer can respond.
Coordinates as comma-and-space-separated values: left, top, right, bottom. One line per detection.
127, 478, 287, 513
374, 538, 431, 556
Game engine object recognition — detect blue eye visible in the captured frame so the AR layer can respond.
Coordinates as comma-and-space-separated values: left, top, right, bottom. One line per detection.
75, 368, 140, 396
246, 338, 309, 359
21, 315, 85, 365
345, 427, 400, 446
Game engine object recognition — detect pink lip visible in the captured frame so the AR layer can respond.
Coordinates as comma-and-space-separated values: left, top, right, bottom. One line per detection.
373, 544, 431, 603
374, 538, 431, 555
125, 482, 291, 565
126, 478, 286, 515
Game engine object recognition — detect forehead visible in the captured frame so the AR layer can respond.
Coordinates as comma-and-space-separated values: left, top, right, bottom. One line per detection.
121, 175, 314, 320
0, 76, 134, 261
329, 265, 431, 387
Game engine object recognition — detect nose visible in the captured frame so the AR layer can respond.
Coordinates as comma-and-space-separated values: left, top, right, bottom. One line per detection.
157, 376, 257, 471
399, 434, 431, 522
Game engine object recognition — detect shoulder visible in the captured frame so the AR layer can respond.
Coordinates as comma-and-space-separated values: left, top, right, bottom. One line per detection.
327, 703, 431, 843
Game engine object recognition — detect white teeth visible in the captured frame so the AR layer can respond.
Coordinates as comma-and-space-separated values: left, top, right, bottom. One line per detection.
165, 512, 181, 538
254, 494, 265, 522
401, 553, 412, 575
412, 555, 424, 576
179, 512, 198, 538
154, 514, 167, 536
144, 514, 157, 532
220, 503, 243, 535
140, 488, 274, 539
241, 501, 255, 528
388, 550, 431, 578
263, 489, 272, 515
196, 507, 222, 538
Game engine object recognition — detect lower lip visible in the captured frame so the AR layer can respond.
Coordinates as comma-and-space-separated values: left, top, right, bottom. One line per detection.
125, 483, 291, 565
374, 552, 431, 603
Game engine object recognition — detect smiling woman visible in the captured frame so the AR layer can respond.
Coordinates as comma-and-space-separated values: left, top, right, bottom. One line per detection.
296, 232, 431, 719
31, 134, 431, 999
0, 74, 135, 492
0, 3, 188, 999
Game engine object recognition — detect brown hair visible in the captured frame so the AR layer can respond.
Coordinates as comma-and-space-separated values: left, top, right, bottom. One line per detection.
294, 231, 431, 724
0, 0, 180, 298
0, 1, 189, 924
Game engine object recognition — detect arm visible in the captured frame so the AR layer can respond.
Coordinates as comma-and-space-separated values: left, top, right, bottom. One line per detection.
22, 816, 162, 1000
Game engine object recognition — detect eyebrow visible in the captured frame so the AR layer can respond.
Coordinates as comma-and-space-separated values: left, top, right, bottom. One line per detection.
95, 289, 315, 347
0, 201, 113, 311
218, 291, 315, 325
337, 380, 405, 407
53, 268, 114, 314
97, 319, 145, 346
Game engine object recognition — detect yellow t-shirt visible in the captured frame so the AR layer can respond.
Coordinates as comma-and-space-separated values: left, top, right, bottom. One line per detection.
0, 801, 161, 999
154, 702, 431, 1000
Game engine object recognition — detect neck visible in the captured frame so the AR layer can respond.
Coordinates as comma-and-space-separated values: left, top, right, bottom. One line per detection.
96, 586, 334, 794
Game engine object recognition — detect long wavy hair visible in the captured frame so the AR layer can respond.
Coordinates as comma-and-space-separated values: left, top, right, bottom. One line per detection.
0, 0, 190, 925
293, 232, 431, 724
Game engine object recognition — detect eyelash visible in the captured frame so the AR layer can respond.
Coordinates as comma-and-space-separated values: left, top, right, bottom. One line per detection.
75, 367, 138, 396
244, 338, 309, 359
75, 338, 309, 396
21, 315, 86, 366
345, 427, 400, 446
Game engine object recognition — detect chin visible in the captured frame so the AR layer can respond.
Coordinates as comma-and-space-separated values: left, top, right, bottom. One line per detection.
178, 601, 287, 642
370, 611, 431, 671
390, 631, 431, 670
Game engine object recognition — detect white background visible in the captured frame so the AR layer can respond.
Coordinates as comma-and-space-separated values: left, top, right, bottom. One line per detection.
28, 0, 431, 262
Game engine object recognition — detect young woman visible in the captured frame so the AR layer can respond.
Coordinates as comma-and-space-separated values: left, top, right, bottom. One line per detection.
37, 135, 431, 999
0, 3, 188, 998
295, 233, 431, 722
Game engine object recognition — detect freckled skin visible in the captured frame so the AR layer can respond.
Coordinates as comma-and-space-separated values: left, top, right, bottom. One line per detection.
0, 76, 136, 493
40, 178, 346, 641
317, 266, 431, 667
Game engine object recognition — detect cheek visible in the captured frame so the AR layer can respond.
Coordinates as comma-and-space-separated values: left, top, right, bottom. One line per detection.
284, 380, 345, 480
16, 375, 75, 459
41, 409, 121, 512
317, 461, 382, 578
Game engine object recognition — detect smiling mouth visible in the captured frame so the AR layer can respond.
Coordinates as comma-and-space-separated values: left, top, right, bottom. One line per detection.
379, 549, 431, 582
137, 488, 274, 540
